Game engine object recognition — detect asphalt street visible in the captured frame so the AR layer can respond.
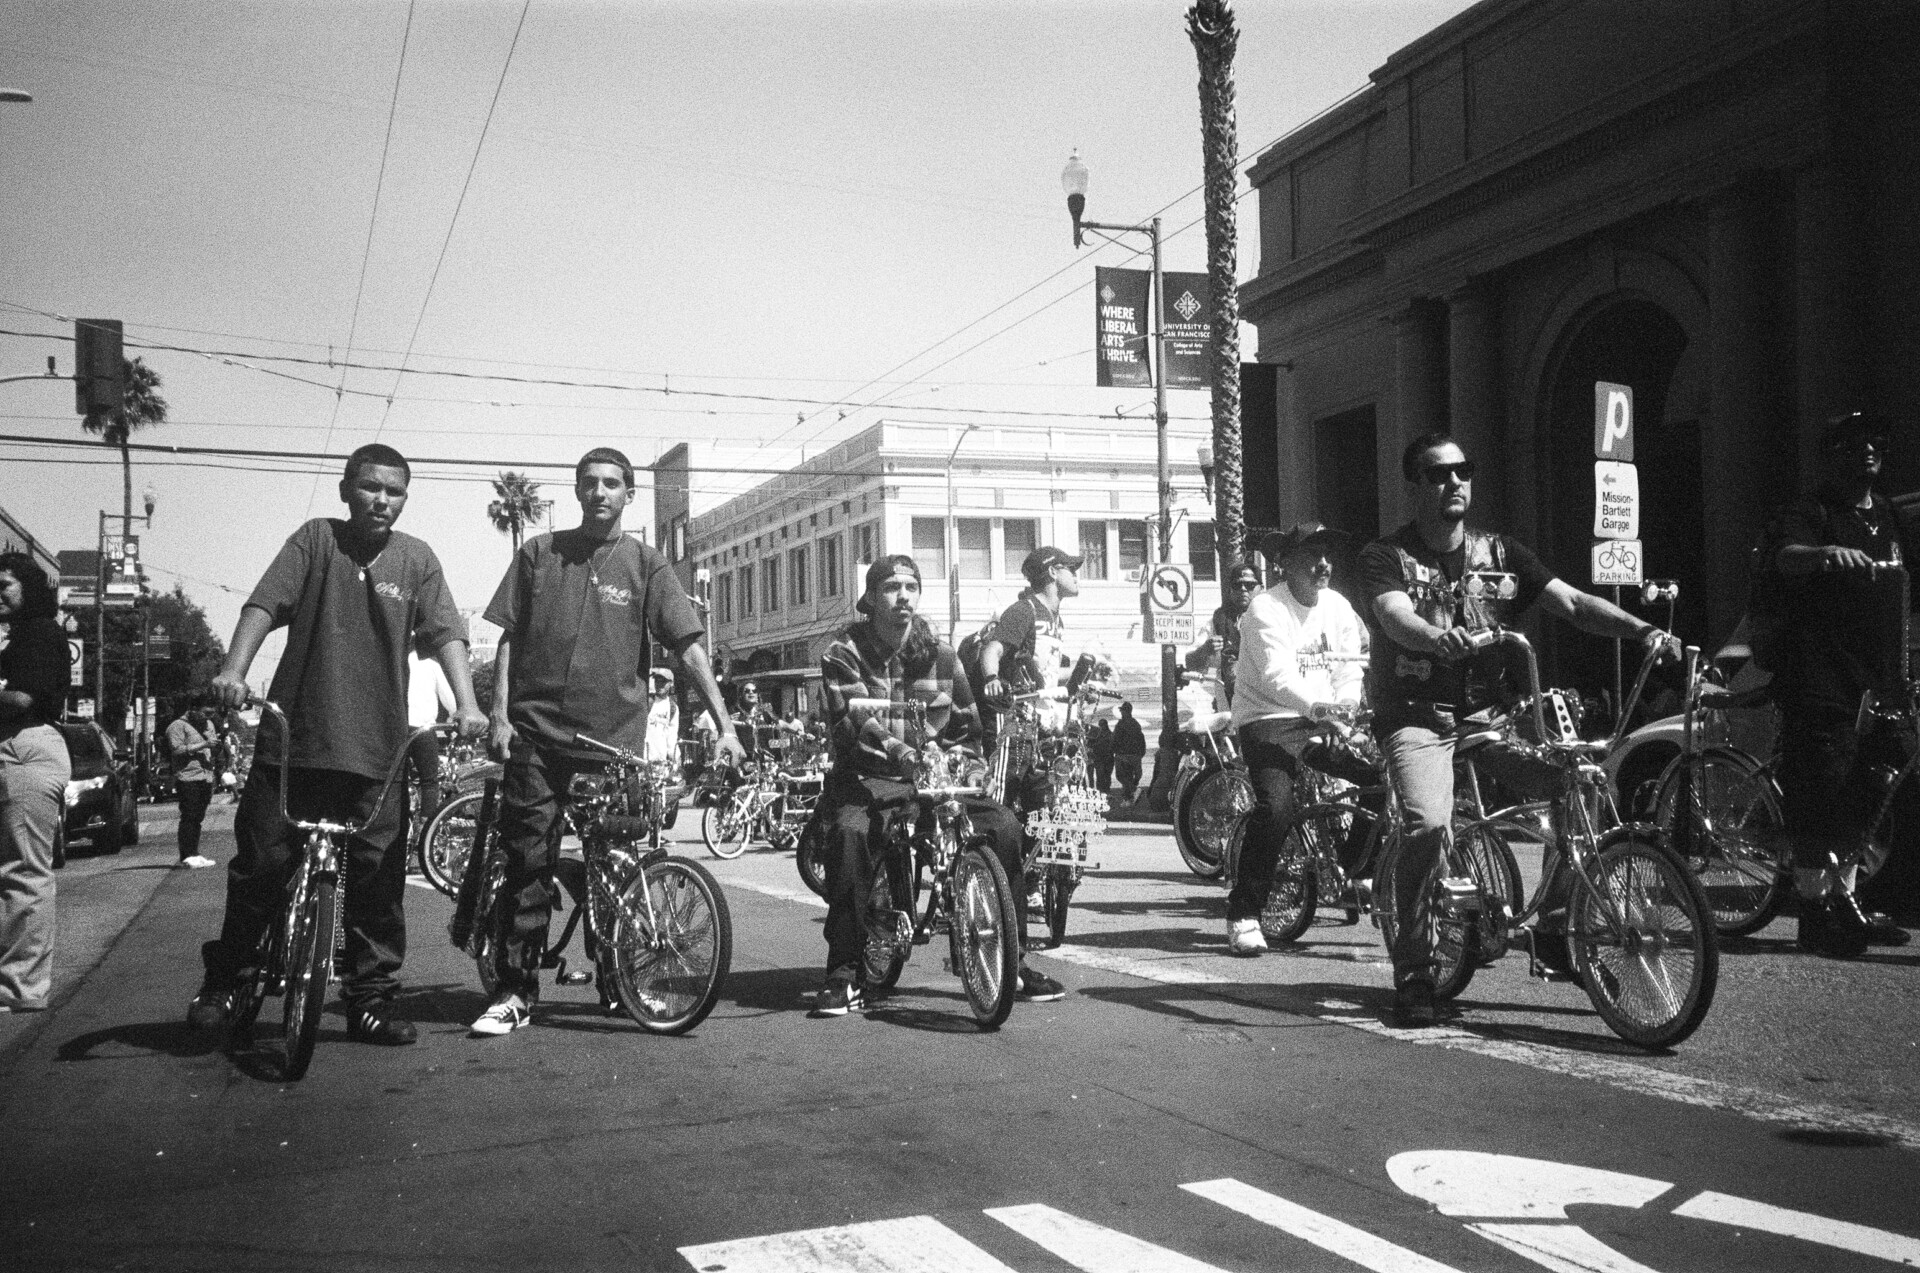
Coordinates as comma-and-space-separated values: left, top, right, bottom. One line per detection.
1, 807, 1917, 1272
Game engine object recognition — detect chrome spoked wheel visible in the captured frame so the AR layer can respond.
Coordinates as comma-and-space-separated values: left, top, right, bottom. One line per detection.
1655, 749, 1787, 936
1573, 835, 1718, 1049
418, 791, 486, 898
271, 865, 335, 1081
701, 791, 753, 860
609, 856, 732, 1035
1177, 766, 1252, 879
951, 839, 1019, 1029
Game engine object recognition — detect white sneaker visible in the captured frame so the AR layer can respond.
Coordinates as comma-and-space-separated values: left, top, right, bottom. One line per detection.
1227, 918, 1268, 956
179, 855, 216, 870
469, 993, 531, 1036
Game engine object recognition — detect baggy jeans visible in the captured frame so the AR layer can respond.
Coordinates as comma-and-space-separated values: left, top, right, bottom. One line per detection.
0, 724, 71, 1009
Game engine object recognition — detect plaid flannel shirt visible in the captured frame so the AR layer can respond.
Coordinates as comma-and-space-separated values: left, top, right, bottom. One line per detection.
820, 619, 982, 779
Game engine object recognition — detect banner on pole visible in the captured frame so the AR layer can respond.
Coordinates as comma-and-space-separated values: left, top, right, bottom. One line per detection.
1094, 267, 1152, 388
1161, 271, 1210, 389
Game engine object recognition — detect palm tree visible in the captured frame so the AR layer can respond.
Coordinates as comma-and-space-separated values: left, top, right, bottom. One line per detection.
488, 470, 545, 551
1188, 0, 1244, 571
81, 356, 167, 527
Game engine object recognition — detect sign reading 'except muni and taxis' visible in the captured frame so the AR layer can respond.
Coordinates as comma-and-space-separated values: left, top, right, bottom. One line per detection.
1094, 267, 1152, 389
1140, 562, 1195, 645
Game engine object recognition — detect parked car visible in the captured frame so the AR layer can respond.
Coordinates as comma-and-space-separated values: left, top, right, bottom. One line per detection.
54, 722, 140, 864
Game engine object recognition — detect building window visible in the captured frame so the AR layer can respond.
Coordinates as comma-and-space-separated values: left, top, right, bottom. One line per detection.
668, 514, 688, 563
1077, 520, 1109, 580
740, 563, 755, 617
763, 556, 781, 613
1118, 519, 1149, 577
789, 545, 810, 606
716, 572, 732, 625
911, 517, 946, 578
820, 534, 842, 596
1187, 521, 1217, 581
1003, 518, 1037, 578
956, 518, 991, 580
856, 522, 878, 565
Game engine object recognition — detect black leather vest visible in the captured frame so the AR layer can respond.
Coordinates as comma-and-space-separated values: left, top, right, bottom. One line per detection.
1371, 529, 1519, 708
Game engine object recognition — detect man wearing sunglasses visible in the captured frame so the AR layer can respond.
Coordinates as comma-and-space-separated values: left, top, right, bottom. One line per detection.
1358, 431, 1675, 1027
1765, 411, 1916, 955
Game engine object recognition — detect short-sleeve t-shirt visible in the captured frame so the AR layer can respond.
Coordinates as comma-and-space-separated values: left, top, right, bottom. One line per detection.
1769, 485, 1920, 707
0, 616, 68, 728
484, 528, 703, 757
1356, 523, 1554, 709
250, 519, 466, 779
990, 593, 1067, 689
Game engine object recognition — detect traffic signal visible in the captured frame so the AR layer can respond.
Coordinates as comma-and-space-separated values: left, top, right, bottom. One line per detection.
73, 318, 124, 416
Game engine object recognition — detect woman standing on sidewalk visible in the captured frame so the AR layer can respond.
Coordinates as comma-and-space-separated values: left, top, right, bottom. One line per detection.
0, 553, 72, 1013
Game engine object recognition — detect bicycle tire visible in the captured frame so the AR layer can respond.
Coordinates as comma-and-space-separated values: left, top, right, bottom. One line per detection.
609, 855, 733, 1035
1653, 748, 1787, 937
1251, 809, 1329, 944
273, 866, 336, 1081
701, 791, 752, 860
418, 790, 486, 898
951, 837, 1019, 1029
1175, 765, 1251, 879
472, 851, 507, 999
1452, 822, 1524, 968
795, 816, 829, 897
1040, 863, 1075, 948
862, 837, 915, 991
1572, 831, 1718, 1050
227, 916, 276, 1051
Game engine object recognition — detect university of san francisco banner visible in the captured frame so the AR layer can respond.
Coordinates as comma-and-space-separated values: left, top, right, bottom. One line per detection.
1094, 266, 1152, 388
1161, 271, 1210, 390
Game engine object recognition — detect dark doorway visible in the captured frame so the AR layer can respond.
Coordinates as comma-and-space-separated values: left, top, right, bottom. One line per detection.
1543, 299, 1702, 704
1314, 404, 1380, 609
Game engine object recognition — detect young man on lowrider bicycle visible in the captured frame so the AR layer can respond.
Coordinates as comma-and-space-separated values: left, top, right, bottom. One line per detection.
472, 447, 742, 1037
812, 555, 1064, 1016
1225, 526, 1367, 956
1358, 431, 1675, 1028
187, 443, 488, 1045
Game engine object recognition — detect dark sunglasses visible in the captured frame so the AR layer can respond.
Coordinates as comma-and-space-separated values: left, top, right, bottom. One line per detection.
1230, 578, 1261, 590
1829, 436, 1887, 456
1422, 460, 1476, 484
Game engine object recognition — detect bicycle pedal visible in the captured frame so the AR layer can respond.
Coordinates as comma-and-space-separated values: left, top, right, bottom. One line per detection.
556, 969, 593, 986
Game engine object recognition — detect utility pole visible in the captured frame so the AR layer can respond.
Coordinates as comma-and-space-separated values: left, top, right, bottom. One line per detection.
1189, 0, 1245, 573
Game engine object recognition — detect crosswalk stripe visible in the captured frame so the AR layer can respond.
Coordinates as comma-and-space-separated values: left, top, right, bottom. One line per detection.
984, 1203, 1232, 1272
1464, 1223, 1663, 1273
1672, 1190, 1920, 1266
677, 1215, 1017, 1273
1182, 1178, 1465, 1273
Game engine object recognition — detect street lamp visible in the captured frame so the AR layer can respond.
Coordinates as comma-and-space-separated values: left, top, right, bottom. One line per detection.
944, 422, 980, 642
1061, 150, 1179, 810
1197, 442, 1216, 501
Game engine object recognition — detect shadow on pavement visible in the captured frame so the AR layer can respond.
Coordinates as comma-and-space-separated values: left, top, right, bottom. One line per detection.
720, 965, 823, 1014
56, 1019, 224, 1062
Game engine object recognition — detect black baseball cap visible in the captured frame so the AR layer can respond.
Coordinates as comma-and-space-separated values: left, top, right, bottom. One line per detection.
1260, 521, 1351, 560
1021, 546, 1084, 586
857, 554, 923, 615
1823, 411, 1893, 451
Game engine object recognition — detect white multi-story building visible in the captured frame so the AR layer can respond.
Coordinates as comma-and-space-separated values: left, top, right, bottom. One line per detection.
684, 420, 1220, 713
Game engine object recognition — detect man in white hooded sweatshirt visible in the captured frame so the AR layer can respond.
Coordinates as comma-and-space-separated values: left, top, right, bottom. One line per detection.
1225, 524, 1367, 955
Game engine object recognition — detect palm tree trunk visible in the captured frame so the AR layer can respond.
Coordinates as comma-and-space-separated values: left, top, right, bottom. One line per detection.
1188, 0, 1244, 572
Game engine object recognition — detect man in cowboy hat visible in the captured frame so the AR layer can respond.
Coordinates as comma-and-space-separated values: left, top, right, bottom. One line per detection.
1357, 431, 1675, 1027
1224, 524, 1368, 956
811, 555, 1065, 1016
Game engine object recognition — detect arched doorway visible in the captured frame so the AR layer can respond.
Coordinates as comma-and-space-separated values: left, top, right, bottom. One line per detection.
1541, 298, 1703, 701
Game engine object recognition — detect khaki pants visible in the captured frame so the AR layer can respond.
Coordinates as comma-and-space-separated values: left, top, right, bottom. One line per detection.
0, 724, 70, 1009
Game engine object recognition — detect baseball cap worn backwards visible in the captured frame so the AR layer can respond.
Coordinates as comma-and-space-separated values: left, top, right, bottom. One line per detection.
857, 554, 923, 615
1021, 546, 1084, 586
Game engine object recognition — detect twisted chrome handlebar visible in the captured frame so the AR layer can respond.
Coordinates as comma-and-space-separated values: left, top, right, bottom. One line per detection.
248, 696, 458, 834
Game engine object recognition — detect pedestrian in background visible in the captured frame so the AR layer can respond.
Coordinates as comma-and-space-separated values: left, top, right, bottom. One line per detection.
1086, 715, 1115, 796
167, 705, 217, 869
1112, 701, 1147, 803
0, 552, 71, 1013
406, 637, 457, 827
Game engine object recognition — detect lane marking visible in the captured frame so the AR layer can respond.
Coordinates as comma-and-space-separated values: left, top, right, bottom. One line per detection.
1182, 1177, 1464, 1272
711, 874, 828, 910
678, 1214, 1017, 1272
984, 1203, 1230, 1272
1046, 943, 1920, 1151
1465, 1223, 1663, 1273
1386, 1152, 1672, 1218
1673, 1190, 1920, 1266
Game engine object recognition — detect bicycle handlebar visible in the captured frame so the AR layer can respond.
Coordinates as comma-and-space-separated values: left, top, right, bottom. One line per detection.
248, 694, 459, 835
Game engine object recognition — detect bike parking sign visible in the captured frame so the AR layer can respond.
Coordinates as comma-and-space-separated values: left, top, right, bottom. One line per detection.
1592, 538, 1643, 586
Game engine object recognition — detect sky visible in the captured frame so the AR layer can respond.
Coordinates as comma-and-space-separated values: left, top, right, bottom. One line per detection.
0, 0, 1476, 689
